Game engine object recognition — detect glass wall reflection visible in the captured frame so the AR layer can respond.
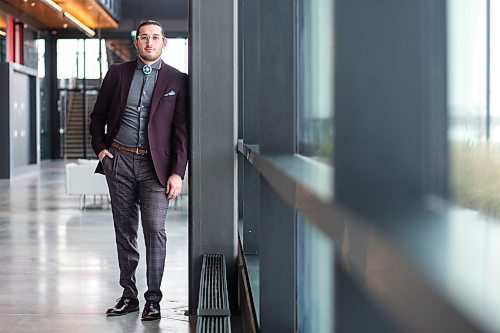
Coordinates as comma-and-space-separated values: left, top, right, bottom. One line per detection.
297, 0, 333, 163
297, 215, 334, 333
448, 0, 500, 218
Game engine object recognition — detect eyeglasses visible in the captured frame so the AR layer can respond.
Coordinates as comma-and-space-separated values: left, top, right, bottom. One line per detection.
137, 34, 164, 43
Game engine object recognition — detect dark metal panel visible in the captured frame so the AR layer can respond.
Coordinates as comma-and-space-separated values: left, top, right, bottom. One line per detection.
241, 0, 260, 145
240, 0, 261, 255
419, 0, 449, 199
259, 181, 296, 332
242, 161, 259, 254
29, 76, 37, 164
0, 63, 10, 178
256, 0, 296, 330
46, 35, 59, 159
237, 0, 244, 225
189, 0, 238, 315
334, 0, 448, 208
258, 0, 295, 155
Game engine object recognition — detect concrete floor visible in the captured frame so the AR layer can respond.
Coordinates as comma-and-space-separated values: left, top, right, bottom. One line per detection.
0, 161, 194, 332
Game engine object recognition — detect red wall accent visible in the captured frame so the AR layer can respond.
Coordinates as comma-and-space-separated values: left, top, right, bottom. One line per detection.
7, 16, 14, 63
14, 22, 23, 65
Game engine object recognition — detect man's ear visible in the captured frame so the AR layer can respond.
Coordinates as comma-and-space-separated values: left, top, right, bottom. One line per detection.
133, 39, 138, 50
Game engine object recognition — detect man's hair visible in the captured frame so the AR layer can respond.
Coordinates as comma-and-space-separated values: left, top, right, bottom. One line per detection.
136, 20, 165, 38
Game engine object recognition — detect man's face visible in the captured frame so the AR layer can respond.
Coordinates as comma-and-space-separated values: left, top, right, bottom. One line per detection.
134, 24, 167, 63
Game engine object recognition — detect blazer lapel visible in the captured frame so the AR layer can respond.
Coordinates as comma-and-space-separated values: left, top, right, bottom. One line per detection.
150, 61, 173, 119
120, 62, 136, 112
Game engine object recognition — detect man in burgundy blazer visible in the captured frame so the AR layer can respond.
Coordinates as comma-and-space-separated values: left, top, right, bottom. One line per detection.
89, 20, 188, 321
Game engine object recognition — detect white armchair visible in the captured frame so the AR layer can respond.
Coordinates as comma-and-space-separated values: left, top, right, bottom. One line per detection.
65, 159, 109, 209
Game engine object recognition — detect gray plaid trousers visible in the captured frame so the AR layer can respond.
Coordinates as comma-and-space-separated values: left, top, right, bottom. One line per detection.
102, 146, 169, 302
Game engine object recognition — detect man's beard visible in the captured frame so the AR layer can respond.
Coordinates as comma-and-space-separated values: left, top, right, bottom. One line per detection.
140, 52, 160, 62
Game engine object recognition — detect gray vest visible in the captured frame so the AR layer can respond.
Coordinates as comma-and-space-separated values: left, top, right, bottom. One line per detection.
114, 58, 161, 149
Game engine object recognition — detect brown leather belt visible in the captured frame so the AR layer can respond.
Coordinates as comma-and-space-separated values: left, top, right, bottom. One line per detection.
111, 141, 149, 155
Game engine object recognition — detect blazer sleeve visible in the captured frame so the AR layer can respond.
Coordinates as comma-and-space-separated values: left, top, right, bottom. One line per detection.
171, 73, 189, 179
89, 65, 117, 156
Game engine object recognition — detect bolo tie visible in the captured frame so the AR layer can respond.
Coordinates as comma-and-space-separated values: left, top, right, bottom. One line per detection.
137, 65, 152, 112
143, 64, 152, 75
135, 64, 153, 147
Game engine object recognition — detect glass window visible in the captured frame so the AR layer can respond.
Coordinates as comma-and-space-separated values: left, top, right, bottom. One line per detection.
447, 0, 500, 216
57, 37, 188, 80
161, 38, 188, 74
297, 0, 334, 163
296, 1, 335, 331
491, 0, 500, 141
57, 39, 108, 80
297, 215, 334, 333
448, 0, 486, 143
36, 39, 45, 78
23, 29, 40, 70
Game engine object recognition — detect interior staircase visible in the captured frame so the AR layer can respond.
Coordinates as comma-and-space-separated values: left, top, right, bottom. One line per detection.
64, 90, 98, 159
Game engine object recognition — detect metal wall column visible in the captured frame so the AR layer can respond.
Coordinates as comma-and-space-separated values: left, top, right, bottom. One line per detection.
258, 1, 296, 331
334, 0, 448, 209
240, 0, 260, 254
46, 34, 60, 159
189, 0, 238, 314
334, 0, 447, 329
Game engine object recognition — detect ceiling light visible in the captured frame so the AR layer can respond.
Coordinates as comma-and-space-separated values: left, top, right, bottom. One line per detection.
63, 11, 95, 37
39, 0, 62, 12
38, 0, 95, 37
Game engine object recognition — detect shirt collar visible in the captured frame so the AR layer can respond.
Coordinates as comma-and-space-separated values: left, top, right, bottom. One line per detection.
137, 58, 162, 71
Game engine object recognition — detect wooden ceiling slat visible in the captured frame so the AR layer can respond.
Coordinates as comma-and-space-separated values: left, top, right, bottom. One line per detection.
2, 0, 117, 31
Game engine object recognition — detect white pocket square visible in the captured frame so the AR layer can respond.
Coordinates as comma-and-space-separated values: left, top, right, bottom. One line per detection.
164, 90, 176, 96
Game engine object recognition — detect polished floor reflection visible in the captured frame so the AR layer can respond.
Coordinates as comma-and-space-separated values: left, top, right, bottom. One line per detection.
0, 161, 192, 332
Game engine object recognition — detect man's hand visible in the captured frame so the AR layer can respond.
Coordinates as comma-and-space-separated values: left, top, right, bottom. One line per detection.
98, 149, 114, 161
166, 173, 183, 199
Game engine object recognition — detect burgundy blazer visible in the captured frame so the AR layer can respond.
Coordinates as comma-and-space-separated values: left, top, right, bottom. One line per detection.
89, 60, 189, 187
